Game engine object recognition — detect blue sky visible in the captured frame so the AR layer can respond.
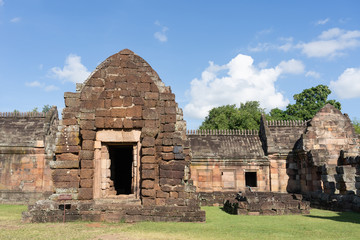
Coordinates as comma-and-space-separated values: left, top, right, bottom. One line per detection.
1, 1, 360, 129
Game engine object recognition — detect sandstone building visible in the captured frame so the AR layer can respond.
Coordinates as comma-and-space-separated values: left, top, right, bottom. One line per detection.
1, 49, 360, 221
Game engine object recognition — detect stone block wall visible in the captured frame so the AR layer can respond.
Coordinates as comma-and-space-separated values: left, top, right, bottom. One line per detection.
0, 108, 58, 203
188, 130, 270, 194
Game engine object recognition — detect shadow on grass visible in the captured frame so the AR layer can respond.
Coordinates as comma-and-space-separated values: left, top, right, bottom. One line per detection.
305, 211, 360, 224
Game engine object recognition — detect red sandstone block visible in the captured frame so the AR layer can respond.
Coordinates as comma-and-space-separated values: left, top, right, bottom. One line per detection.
104, 99, 112, 108
123, 97, 132, 107
142, 198, 155, 207
80, 100, 104, 109
62, 118, 77, 126
142, 169, 155, 179
150, 83, 159, 92
143, 109, 158, 120
53, 181, 79, 188
80, 120, 95, 130
145, 92, 159, 100
170, 192, 179, 198
155, 198, 166, 206
126, 106, 142, 118
144, 120, 158, 128
162, 123, 175, 132
81, 160, 94, 169
141, 156, 155, 164
156, 191, 169, 198
133, 120, 144, 128
142, 147, 155, 156
78, 188, 93, 200
133, 97, 145, 105
144, 100, 157, 108
82, 140, 94, 150
65, 97, 80, 107
79, 150, 94, 160
111, 98, 123, 107
52, 169, 79, 176
142, 137, 155, 147
111, 108, 126, 118
123, 119, 133, 128
141, 163, 157, 170
95, 117, 105, 128
87, 78, 104, 87
95, 109, 110, 117
163, 115, 176, 123
55, 145, 81, 154
113, 118, 123, 128
80, 169, 94, 179
80, 130, 96, 140
142, 180, 154, 189
56, 153, 78, 161
80, 179, 93, 188
64, 92, 80, 98
160, 169, 184, 179
160, 93, 175, 101
136, 83, 151, 92
53, 174, 79, 182
162, 153, 174, 161
104, 117, 114, 128
162, 146, 173, 152
164, 107, 176, 115
142, 189, 156, 197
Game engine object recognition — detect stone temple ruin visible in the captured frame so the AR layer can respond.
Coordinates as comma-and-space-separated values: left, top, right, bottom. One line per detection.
0, 49, 360, 221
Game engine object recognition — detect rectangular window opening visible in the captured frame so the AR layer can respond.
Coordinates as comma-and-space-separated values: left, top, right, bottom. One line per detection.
245, 172, 257, 188
108, 145, 134, 195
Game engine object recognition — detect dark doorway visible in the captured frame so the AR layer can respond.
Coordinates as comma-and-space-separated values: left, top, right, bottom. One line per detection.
245, 172, 257, 187
108, 145, 133, 195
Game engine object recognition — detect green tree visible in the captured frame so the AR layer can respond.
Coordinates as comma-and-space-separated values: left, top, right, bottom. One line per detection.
353, 118, 360, 135
32, 107, 39, 113
269, 85, 341, 120
42, 105, 51, 113
199, 101, 264, 130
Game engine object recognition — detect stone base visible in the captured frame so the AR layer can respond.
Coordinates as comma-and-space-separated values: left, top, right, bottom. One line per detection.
0, 190, 52, 204
22, 200, 206, 223
223, 192, 310, 215
198, 191, 238, 206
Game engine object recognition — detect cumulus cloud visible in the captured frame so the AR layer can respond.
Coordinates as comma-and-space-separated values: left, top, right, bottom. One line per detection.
305, 71, 321, 79
51, 54, 90, 83
25, 81, 59, 92
10, 17, 21, 23
330, 67, 360, 99
184, 54, 305, 119
316, 18, 330, 25
154, 21, 168, 43
298, 28, 360, 58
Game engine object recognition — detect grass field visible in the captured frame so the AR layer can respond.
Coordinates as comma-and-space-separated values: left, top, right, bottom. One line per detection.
1, 205, 360, 240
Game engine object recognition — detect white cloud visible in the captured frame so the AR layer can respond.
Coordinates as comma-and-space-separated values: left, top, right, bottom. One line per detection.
10, 17, 21, 23
298, 28, 360, 58
330, 67, 360, 99
184, 54, 304, 119
25, 81, 59, 92
51, 54, 90, 83
249, 37, 294, 52
316, 18, 330, 25
154, 21, 168, 43
0, 0, 4, 7
305, 71, 321, 79
26, 81, 43, 87
276, 59, 305, 74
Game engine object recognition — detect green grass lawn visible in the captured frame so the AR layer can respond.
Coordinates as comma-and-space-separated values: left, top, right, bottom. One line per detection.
1, 204, 360, 240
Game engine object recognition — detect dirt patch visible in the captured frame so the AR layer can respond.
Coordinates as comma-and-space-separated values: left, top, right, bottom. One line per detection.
92, 233, 144, 240
86, 223, 104, 228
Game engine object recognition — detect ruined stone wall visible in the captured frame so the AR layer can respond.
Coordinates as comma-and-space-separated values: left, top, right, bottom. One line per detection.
259, 117, 307, 193
0, 108, 58, 203
188, 130, 270, 195
24, 49, 204, 222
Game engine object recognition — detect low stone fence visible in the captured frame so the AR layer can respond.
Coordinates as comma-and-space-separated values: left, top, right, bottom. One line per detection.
198, 192, 238, 206
223, 192, 310, 215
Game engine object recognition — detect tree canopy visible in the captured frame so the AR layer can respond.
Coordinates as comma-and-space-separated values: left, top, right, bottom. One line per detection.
269, 84, 341, 120
199, 101, 264, 130
199, 85, 343, 130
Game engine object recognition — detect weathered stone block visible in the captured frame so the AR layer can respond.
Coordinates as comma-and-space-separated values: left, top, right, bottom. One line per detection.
50, 161, 79, 169
78, 188, 93, 200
